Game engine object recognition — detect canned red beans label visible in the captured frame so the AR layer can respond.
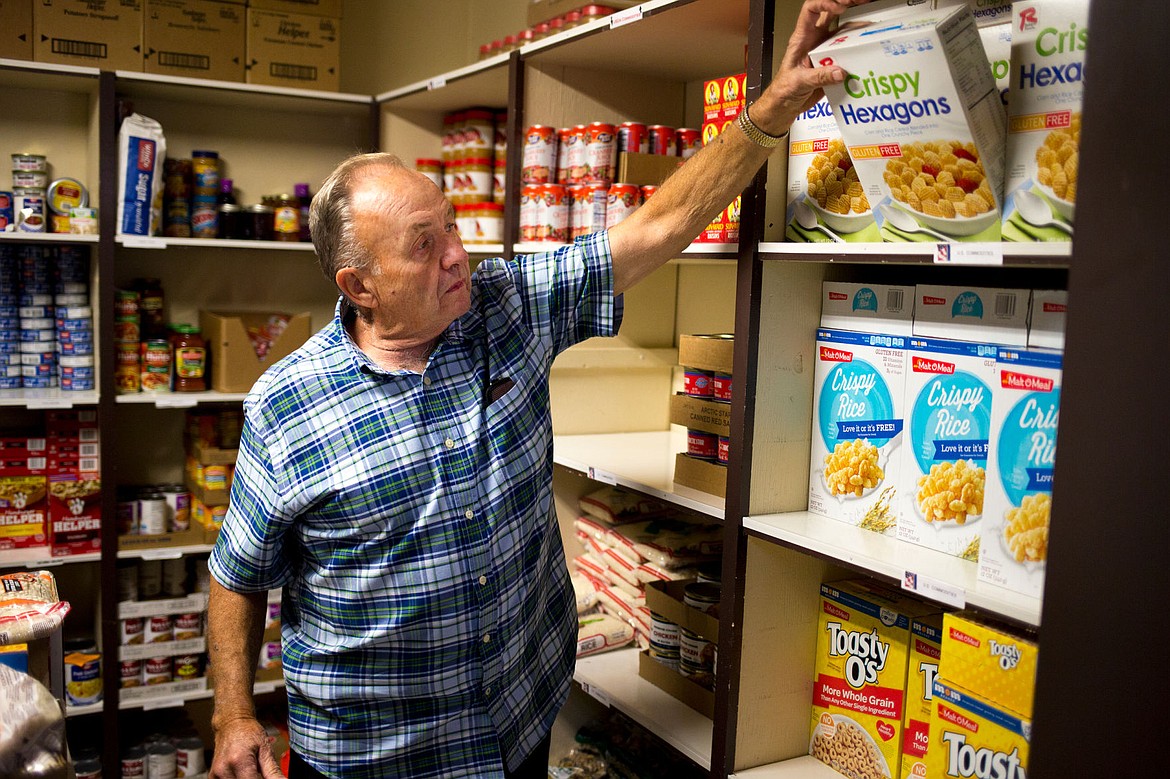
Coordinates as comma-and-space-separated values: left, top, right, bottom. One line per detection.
522, 125, 557, 184
712, 372, 733, 401
687, 430, 719, 460
146, 614, 174, 643
121, 617, 145, 645
174, 611, 203, 639
718, 436, 730, 464
683, 369, 713, 397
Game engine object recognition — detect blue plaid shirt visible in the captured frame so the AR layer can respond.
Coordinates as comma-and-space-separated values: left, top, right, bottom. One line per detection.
209, 231, 622, 778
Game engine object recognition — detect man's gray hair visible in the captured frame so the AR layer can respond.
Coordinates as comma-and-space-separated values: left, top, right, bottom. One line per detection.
310, 152, 407, 285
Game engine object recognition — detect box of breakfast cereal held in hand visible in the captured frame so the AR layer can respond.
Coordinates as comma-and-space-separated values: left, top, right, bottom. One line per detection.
1001, 0, 1088, 242
811, 5, 1008, 242
811, 579, 935, 779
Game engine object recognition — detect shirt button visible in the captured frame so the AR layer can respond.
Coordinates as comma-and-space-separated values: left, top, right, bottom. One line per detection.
444, 438, 455, 449
483, 634, 491, 644
485, 687, 492, 697
478, 575, 487, 586
423, 376, 432, 386
464, 509, 474, 520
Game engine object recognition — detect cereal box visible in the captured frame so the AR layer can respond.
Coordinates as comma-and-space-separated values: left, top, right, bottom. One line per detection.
821, 282, 915, 335
812, 5, 1009, 242
901, 613, 943, 779
926, 678, 1030, 779
978, 348, 1061, 599
979, 13, 1014, 110
786, 98, 879, 242
912, 285, 1030, 346
939, 611, 1038, 717
1025, 289, 1066, 349
0, 475, 48, 550
1001, 0, 1088, 242
897, 336, 998, 561
811, 580, 935, 779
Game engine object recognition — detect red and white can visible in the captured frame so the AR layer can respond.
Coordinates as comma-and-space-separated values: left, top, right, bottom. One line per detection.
640, 185, 658, 201
174, 611, 203, 640
556, 127, 573, 184
718, 436, 731, 464
519, 184, 542, 242
676, 127, 702, 158
145, 614, 174, 643
687, 430, 719, 460
712, 372, 733, 402
617, 121, 648, 155
683, 369, 713, 397
604, 183, 642, 229
536, 184, 569, 243
569, 184, 607, 239
173, 652, 204, 681
648, 124, 677, 156
521, 125, 557, 184
120, 658, 143, 688
176, 736, 206, 777
143, 656, 173, 685
492, 158, 507, 205
565, 125, 587, 185
583, 122, 616, 187
121, 617, 144, 645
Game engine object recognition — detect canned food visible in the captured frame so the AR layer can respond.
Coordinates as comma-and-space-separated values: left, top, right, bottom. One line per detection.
21, 375, 58, 388
121, 658, 143, 688
117, 499, 138, 536
464, 157, 493, 202
173, 652, 203, 680
145, 614, 174, 643
191, 197, 217, 238
191, 150, 219, 198
683, 368, 713, 397
565, 124, 587, 185
138, 558, 162, 599
174, 612, 203, 640
115, 342, 141, 394
14, 191, 45, 232
683, 581, 721, 614
712, 372, 732, 402
676, 127, 702, 158
11, 154, 47, 173
122, 745, 146, 778
604, 183, 642, 229
640, 184, 658, 201
647, 124, 677, 156
416, 158, 442, 189
650, 611, 680, 650
679, 627, 715, 686
0, 191, 12, 231
492, 158, 507, 205
465, 202, 504, 245
519, 185, 541, 242
521, 125, 557, 184
146, 741, 177, 779
121, 617, 145, 645
117, 560, 138, 599
176, 736, 206, 777
47, 178, 87, 214
64, 647, 102, 706
162, 485, 191, 532
718, 435, 730, 464
163, 557, 188, 597
617, 121, 648, 155
568, 184, 606, 240
216, 203, 245, 239
535, 184, 569, 243
74, 758, 102, 778
583, 122, 616, 187
138, 493, 168, 534
555, 127, 573, 185
12, 171, 48, 189
140, 339, 171, 392
143, 656, 173, 685
687, 429, 719, 460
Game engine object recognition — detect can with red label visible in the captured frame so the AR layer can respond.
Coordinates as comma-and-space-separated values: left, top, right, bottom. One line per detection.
174, 611, 203, 640
640, 185, 658, 202
676, 127, 702, 159
122, 746, 146, 778
536, 184, 569, 243
556, 127, 573, 184
583, 122, 616, 187
687, 430, 719, 460
718, 436, 730, 464
617, 122, 648, 155
519, 184, 542, 242
145, 614, 174, 643
569, 184, 607, 240
121, 617, 145, 645
143, 656, 173, 685
713, 372, 732, 401
121, 658, 143, 687
565, 125, 587, 185
648, 125, 677, 156
683, 369, 713, 397
522, 125, 557, 184
604, 183, 642, 229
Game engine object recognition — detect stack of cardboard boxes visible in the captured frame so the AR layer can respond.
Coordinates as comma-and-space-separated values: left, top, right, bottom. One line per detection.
1, 0, 342, 92
672, 333, 734, 498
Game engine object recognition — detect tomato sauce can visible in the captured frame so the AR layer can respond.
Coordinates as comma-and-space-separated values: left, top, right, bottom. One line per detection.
687, 429, 719, 460
583, 122, 616, 187
176, 736, 206, 777
683, 368, 713, 397
122, 746, 146, 778
145, 614, 174, 643
174, 611, 203, 640
521, 125, 557, 184
121, 617, 145, 645
569, 184, 607, 240
648, 124, 677, 156
617, 121, 648, 155
604, 183, 641, 229
537, 184, 569, 243
140, 339, 171, 392
676, 127, 702, 159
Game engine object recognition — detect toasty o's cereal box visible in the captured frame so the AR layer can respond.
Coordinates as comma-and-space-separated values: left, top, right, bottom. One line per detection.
812, 580, 936, 779
811, 5, 1008, 242
1001, 0, 1089, 242
939, 611, 1038, 718
901, 613, 943, 779
927, 678, 1030, 779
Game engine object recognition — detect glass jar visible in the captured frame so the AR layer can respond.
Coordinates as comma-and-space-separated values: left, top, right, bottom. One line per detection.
170, 324, 206, 392
136, 277, 166, 340
216, 203, 244, 239
247, 204, 274, 240
274, 194, 301, 241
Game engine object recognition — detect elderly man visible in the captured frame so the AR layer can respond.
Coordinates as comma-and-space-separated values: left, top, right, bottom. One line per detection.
207, 2, 861, 777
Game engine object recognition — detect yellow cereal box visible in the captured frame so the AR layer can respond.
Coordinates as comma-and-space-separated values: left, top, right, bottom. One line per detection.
901, 613, 943, 779
812, 580, 935, 779
939, 612, 1037, 718
926, 678, 1030, 779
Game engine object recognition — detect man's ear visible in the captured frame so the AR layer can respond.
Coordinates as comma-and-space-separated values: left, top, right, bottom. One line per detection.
336, 266, 377, 311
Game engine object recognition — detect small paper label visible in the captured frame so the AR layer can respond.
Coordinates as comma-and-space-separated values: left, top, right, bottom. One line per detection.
901, 571, 966, 609
155, 396, 199, 409
427, 77, 447, 91
121, 236, 167, 249
27, 398, 74, 410
610, 6, 644, 28
587, 467, 618, 486
934, 243, 1004, 266
580, 681, 612, 707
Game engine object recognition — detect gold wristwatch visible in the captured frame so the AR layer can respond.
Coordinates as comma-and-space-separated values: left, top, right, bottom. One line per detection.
736, 104, 788, 148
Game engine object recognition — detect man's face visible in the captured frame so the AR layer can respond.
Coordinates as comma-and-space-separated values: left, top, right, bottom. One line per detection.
349, 167, 471, 344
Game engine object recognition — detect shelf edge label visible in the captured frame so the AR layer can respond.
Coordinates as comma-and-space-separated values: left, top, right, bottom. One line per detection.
901, 570, 966, 609
427, 76, 447, 91
934, 243, 1004, 266
580, 681, 612, 707
121, 236, 167, 249
610, 6, 644, 28
27, 399, 74, 410
587, 467, 617, 486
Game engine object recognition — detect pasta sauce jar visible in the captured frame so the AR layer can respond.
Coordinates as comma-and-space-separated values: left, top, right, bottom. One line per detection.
170, 324, 206, 392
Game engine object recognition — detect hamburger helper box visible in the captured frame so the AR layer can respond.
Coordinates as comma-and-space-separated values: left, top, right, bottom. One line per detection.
811, 4, 1008, 242
977, 347, 1061, 599
1001, 0, 1088, 242
808, 283, 913, 533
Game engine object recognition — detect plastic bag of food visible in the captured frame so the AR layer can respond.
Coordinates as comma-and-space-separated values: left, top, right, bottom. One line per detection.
576, 613, 634, 658
0, 571, 70, 645
578, 486, 668, 525
117, 113, 166, 236
608, 517, 723, 569
570, 570, 601, 615
0, 665, 68, 777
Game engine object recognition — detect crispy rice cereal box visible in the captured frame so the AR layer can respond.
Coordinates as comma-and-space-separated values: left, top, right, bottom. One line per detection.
897, 335, 997, 561
1025, 289, 1066, 349
927, 678, 1030, 779
912, 285, 1030, 347
1001, 0, 1089, 242
977, 347, 1061, 599
812, 5, 1008, 242
901, 613, 943, 779
939, 611, 1038, 718
809, 284, 914, 532
811, 580, 935, 779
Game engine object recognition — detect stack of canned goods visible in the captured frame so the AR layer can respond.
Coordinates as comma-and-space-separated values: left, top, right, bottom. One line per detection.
682, 357, 733, 466
3, 154, 94, 234
122, 730, 207, 779
116, 483, 192, 537
425, 107, 508, 246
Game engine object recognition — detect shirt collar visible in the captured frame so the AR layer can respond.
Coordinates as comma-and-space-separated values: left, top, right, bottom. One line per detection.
331, 293, 479, 378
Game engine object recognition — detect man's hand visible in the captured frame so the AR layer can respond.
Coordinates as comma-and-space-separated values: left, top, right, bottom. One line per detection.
209, 716, 283, 779
749, 0, 869, 136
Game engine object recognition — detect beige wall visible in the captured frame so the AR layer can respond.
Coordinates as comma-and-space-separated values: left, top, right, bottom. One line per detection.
342, 0, 529, 95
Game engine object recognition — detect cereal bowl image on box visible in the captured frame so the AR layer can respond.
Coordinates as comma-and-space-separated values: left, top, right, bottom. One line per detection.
810, 712, 892, 779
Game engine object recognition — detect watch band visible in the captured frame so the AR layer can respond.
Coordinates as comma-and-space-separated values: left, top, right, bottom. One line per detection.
736, 104, 789, 148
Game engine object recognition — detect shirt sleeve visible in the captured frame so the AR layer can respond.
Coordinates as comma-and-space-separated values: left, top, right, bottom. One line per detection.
207, 396, 296, 593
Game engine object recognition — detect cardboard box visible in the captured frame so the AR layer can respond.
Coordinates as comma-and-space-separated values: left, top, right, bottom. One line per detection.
669, 394, 731, 437
1026, 289, 1066, 350
912, 285, 1030, 346
33, 0, 144, 72
901, 613, 943, 779
678, 333, 734, 374
145, 0, 245, 82
0, 0, 33, 60
245, 8, 340, 92
191, 441, 239, 466
615, 152, 684, 188
526, 0, 638, 27
673, 453, 726, 498
820, 282, 914, 335
248, 0, 341, 17
117, 523, 217, 552
939, 611, 1038, 718
187, 479, 229, 508
644, 579, 719, 643
637, 649, 714, 718
0, 475, 47, 550
200, 310, 311, 393
926, 677, 1030, 779
47, 473, 101, 557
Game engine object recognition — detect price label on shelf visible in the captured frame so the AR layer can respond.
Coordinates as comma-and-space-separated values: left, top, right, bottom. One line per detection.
587, 467, 617, 486
155, 396, 199, 409
427, 76, 447, 91
609, 6, 644, 28
121, 236, 167, 249
579, 681, 612, 708
933, 243, 1004, 266
901, 571, 966, 609
142, 697, 185, 711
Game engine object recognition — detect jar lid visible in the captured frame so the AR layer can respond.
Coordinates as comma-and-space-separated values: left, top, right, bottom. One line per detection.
218, 203, 243, 213
172, 323, 200, 334
191, 150, 219, 158
248, 204, 274, 213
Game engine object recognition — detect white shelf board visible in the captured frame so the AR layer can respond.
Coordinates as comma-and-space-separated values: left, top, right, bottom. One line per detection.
116, 544, 216, 561
376, 53, 511, 110
0, 389, 99, 408
65, 701, 104, 718
683, 243, 738, 256
574, 646, 712, 769
0, 58, 100, 90
0, 232, 99, 244
554, 430, 724, 519
743, 511, 1041, 627
118, 681, 212, 710
522, 0, 748, 83
513, 241, 567, 255
759, 240, 1072, 260
114, 70, 372, 107
0, 550, 100, 569
513, 241, 729, 260
115, 235, 315, 252
731, 755, 846, 778
115, 391, 248, 408
466, 243, 506, 257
